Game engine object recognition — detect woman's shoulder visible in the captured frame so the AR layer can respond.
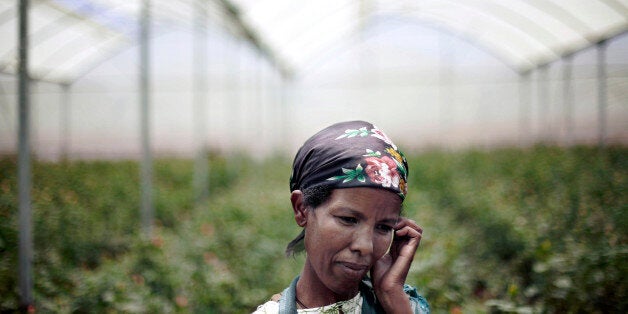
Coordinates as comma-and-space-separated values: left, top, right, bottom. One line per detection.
403, 284, 430, 314
252, 293, 282, 314
252, 300, 279, 314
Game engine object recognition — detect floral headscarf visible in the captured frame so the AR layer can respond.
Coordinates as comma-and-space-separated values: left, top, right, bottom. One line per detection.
290, 121, 409, 200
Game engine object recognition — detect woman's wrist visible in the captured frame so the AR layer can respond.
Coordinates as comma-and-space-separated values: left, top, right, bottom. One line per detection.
377, 286, 412, 313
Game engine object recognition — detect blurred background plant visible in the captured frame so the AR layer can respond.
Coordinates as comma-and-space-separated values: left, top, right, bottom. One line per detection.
0, 146, 626, 313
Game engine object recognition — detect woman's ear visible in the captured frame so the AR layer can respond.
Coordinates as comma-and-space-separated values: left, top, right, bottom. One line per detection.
291, 190, 308, 227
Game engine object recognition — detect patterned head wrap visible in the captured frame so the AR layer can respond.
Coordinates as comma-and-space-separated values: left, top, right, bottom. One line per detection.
290, 120, 409, 200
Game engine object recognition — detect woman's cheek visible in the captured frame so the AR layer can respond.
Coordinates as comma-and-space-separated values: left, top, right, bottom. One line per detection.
374, 233, 393, 259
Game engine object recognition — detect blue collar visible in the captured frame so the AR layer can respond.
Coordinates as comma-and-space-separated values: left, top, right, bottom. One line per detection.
278, 276, 383, 314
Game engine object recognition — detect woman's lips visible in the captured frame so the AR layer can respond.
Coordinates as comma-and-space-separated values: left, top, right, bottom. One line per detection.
338, 262, 369, 279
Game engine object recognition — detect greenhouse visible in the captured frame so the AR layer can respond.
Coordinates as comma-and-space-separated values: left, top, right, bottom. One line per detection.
1, 0, 627, 312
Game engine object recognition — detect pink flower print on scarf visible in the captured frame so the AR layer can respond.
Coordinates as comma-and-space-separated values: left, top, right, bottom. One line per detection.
364, 156, 400, 188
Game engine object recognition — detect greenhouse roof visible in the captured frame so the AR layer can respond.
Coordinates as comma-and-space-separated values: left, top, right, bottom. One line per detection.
1, 0, 627, 84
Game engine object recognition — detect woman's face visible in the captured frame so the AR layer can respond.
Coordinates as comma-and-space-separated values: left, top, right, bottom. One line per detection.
302, 187, 402, 297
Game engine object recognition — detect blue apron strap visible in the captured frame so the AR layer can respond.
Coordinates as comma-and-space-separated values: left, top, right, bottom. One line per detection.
360, 277, 383, 313
278, 276, 300, 314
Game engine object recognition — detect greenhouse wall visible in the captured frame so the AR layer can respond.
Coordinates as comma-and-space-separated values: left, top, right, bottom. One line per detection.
1, 20, 627, 160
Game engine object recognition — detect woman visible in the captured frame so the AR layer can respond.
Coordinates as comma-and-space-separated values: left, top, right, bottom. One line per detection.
254, 121, 429, 313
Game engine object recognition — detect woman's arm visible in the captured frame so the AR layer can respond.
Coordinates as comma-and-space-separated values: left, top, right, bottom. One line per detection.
370, 218, 423, 313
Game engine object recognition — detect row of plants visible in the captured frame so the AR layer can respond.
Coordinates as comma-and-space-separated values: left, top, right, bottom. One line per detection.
0, 146, 625, 312
405, 146, 626, 313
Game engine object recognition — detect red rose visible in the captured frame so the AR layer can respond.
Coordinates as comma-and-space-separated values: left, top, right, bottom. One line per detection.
364, 156, 400, 188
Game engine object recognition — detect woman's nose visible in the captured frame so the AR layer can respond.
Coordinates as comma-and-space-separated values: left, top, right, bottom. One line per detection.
349, 227, 373, 256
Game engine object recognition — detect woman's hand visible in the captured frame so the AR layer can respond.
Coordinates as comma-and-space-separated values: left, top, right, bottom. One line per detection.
371, 217, 423, 313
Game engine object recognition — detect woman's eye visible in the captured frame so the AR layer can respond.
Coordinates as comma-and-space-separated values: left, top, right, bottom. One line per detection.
377, 224, 393, 233
338, 216, 358, 224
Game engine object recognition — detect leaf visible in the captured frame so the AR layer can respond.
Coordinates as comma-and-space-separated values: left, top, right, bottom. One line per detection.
393, 158, 407, 177
358, 127, 369, 137
327, 164, 364, 184
336, 129, 358, 139
336, 127, 369, 139
357, 174, 366, 182
364, 149, 381, 157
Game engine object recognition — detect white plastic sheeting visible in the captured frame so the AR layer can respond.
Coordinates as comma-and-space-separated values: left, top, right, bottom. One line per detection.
235, 0, 628, 74
0, 0, 626, 82
1, 0, 127, 83
0, 0, 254, 83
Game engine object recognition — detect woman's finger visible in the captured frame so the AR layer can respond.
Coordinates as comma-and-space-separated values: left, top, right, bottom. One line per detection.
395, 218, 422, 234
391, 218, 423, 256
390, 226, 422, 259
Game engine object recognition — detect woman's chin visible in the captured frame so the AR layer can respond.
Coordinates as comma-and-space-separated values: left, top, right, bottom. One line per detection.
326, 267, 366, 295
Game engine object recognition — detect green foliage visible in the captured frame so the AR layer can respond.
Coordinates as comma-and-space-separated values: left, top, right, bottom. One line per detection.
0, 146, 626, 313
405, 146, 627, 313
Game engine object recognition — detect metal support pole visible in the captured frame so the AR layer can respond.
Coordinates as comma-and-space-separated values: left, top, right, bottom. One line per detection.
597, 40, 607, 147
60, 83, 71, 160
236, 39, 247, 150
280, 75, 292, 153
562, 56, 574, 145
226, 36, 244, 170
438, 34, 445, 142
438, 33, 454, 144
193, 0, 209, 202
139, 0, 153, 237
216, 30, 227, 153
537, 65, 549, 142
17, 0, 33, 309
272, 67, 280, 153
518, 72, 531, 146
226, 35, 242, 156
257, 52, 265, 154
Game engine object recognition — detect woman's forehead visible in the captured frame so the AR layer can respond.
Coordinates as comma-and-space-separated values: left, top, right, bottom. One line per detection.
326, 188, 402, 216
